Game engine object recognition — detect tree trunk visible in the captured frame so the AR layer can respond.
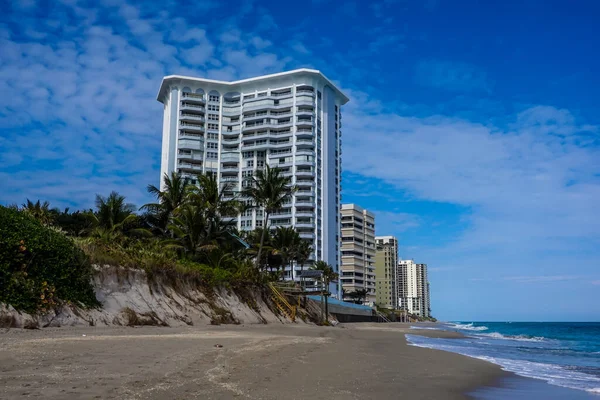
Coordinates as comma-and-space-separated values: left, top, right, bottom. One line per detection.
255, 211, 269, 270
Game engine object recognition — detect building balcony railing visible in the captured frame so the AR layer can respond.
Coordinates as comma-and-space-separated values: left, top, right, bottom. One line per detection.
295, 169, 314, 177
178, 162, 203, 170
295, 98, 315, 107
180, 113, 205, 122
220, 152, 240, 162
181, 92, 206, 104
222, 108, 241, 116
180, 103, 205, 112
295, 198, 315, 207
177, 152, 203, 161
222, 129, 241, 136
296, 118, 313, 127
177, 138, 204, 150
179, 122, 204, 132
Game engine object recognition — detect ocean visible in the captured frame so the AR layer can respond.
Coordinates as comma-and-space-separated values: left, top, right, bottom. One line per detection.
406, 322, 600, 397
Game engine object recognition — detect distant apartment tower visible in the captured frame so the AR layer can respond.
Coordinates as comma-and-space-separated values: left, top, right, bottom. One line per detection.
157, 69, 349, 287
397, 260, 430, 318
340, 204, 376, 305
375, 236, 398, 309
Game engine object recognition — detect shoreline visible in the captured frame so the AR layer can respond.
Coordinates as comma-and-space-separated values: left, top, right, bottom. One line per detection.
0, 322, 506, 399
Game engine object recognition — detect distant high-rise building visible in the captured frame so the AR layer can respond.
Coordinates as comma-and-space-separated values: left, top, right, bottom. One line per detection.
397, 260, 430, 318
157, 69, 348, 289
340, 204, 376, 304
375, 236, 398, 309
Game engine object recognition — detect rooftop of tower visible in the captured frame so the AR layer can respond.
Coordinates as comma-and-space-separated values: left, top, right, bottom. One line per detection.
157, 68, 349, 104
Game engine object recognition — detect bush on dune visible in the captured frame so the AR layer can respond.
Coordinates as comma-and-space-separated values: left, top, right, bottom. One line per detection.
0, 206, 99, 312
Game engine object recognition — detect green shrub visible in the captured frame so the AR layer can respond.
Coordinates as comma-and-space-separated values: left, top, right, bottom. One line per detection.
0, 206, 99, 312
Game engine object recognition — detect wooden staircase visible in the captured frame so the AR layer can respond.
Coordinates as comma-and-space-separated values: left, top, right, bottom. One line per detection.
268, 282, 297, 322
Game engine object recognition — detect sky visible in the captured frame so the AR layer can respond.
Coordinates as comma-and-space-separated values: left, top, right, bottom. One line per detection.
1, 0, 599, 321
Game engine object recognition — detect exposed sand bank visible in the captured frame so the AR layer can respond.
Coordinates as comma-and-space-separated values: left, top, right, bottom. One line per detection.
0, 322, 505, 399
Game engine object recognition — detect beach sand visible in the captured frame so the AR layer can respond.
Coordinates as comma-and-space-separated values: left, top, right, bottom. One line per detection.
0, 323, 505, 399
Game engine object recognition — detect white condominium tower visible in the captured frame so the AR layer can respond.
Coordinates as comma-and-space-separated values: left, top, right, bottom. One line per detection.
156, 69, 348, 286
397, 260, 430, 318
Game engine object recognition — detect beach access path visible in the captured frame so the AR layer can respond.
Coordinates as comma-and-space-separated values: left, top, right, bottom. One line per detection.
0, 322, 505, 399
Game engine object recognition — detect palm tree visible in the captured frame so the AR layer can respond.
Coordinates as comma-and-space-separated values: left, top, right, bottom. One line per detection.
271, 226, 300, 280
94, 191, 136, 230
21, 199, 53, 225
242, 165, 296, 270
311, 261, 339, 319
141, 172, 190, 235
168, 173, 242, 258
295, 239, 312, 276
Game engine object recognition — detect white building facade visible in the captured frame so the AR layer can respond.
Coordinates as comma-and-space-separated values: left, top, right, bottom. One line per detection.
397, 259, 430, 318
156, 69, 348, 291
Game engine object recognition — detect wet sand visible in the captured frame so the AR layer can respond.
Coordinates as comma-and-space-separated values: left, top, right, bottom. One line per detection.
0, 322, 506, 399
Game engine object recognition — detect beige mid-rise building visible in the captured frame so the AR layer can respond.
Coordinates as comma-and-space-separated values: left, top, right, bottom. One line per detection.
340, 204, 376, 305
375, 236, 398, 309
398, 259, 430, 318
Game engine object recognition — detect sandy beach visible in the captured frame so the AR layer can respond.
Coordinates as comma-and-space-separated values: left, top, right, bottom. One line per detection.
0, 323, 505, 399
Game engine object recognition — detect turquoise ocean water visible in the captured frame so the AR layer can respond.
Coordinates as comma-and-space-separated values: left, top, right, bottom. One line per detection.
406, 322, 600, 396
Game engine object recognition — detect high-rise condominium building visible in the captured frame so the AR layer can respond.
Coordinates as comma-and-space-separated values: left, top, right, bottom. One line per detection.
340, 204, 376, 305
375, 236, 398, 309
397, 260, 430, 318
157, 69, 348, 288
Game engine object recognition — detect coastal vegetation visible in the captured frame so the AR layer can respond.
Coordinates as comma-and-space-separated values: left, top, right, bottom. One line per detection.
1, 167, 318, 313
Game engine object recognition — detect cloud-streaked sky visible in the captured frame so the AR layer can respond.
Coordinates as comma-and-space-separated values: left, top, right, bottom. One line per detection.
1, 0, 599, 321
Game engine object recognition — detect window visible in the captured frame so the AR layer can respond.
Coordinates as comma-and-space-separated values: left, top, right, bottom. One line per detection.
206, 152, 218, 159
246, 160, 254, 167
208, 114, 219, 121
257, 160, 265, 167
207, 123, 218, 130
207, 142, 218, 149
243, 151, 254, 159
207, 133, 218, 140
208, 104, 220, 111
209, 95, 219, 102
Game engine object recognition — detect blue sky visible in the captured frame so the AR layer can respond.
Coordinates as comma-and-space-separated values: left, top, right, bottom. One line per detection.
1, 0, 599, 321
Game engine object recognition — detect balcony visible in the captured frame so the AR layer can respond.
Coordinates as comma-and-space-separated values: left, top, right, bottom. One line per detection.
222, 129, 241, 136
222, 137, 240, 145
178, 138, 204, 151
177, 151, 203, 162
243, 112, 269, 121
270, 140, 292, 149
296, 128, 313, 138
270, 210, 292, 219
295, 209, 314, 218
295, 198, 315, 207
299, 231, 315, 240
295, 169, 314, 177
295, 98, 315, 107
272, 90, 293, 98
177, 162, 203, 172
296, 180, 314, 188
181, 92, 205, 104
296, 189, 315, 197
179, 122, 204, 133
222, 107, 241, 116
180, 103, 205, 112
296, 108, 314, 117
295, 219, 314, 229
221, 152, 240, 162
296, 88, 315, 96
296, 118, 313, 127
242, 141, 270, 150
180, 112, 205, 123
295, 158, 315, 167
